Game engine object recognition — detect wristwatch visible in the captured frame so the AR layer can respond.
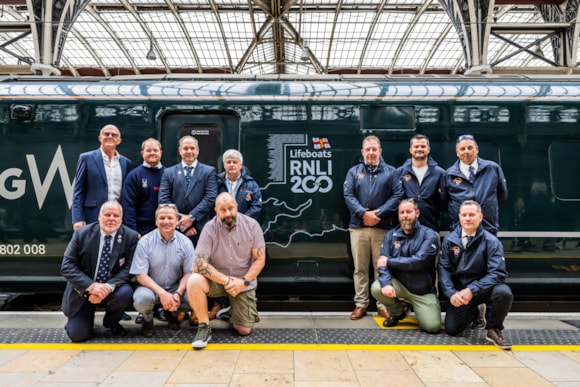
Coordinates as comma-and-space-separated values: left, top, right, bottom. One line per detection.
243, 277, 250, 286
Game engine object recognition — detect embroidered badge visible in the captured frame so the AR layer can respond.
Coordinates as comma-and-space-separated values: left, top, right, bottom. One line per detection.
452, 245, 461, 256
245, 191, 252, 201
453, 177, 463, 185
117, 235, 122, 244
357, 173, 365, 179
142, 178, 148, 188
404, 174, 412, 182
119, 257, 125, 267
393, 240, 401, 249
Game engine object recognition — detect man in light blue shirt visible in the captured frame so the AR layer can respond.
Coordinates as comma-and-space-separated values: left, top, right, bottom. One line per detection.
130, 203, 194, 337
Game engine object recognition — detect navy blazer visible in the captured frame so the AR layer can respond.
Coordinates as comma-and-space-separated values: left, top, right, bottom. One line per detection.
158, 161, 218, 233
71, 149, 131, 224
60, 223, 138, 318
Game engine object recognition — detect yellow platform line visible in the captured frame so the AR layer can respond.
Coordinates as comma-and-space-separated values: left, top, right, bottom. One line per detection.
1, 343, 579, 352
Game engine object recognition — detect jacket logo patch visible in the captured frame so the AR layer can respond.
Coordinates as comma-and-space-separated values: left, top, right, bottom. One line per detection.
393, 240, 401, 249
453, 177, 463, 185
357, 173, 365, 180
452, 245, 461, 256
403, 173, 412, 182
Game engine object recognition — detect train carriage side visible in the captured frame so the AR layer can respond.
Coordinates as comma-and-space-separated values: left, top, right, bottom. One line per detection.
0, 77, 579, 307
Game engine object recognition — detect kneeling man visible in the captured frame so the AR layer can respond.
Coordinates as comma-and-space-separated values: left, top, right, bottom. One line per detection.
187, 192, 266, 349
371, 199, 441, 333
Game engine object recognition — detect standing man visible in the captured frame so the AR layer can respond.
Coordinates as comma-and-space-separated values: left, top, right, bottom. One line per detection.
370, 199, 441, 333
445, 134, 507, 234
216, 149, 262, 221
159, 135, 218, 246
397, 134, 446, 232
72, 124, 131, 230
439, 200, 513, 350
186, 193, 266, 349
343, 135, 403, 320
61, 201, 138, 342
122, 138, 165, 237
130, 203, 194, 337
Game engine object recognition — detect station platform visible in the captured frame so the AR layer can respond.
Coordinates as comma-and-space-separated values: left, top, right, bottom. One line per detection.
0, 311, 579, 386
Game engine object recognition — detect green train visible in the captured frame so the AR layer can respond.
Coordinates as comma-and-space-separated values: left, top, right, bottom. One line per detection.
0, 74, 578, 307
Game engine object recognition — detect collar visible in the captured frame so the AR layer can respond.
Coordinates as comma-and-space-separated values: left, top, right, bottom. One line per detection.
181, 160, 198, 169
142, 161, 163, 169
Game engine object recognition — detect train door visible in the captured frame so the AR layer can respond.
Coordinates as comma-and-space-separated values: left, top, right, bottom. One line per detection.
160, 111, 240, 169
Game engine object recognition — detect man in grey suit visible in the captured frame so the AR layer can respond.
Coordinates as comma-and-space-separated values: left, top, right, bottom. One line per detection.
159, 135, 218, 246
71, 124, 131, 230
61, 201, 138, 342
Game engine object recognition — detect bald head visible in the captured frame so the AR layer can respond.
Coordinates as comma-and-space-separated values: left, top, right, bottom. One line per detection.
215, 192, 238, 228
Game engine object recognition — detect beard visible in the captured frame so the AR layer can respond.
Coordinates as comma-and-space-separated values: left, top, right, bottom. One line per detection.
221, 215, 237, 228
400, 219, 416, 233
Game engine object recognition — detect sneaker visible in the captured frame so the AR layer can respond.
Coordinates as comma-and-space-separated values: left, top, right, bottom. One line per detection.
486, 328, 512, 350
135, 313, 144, 324
191, 323, 212, 349
216, 306, 232, 321
471, 304, 486, 329
156, 306, 167, 322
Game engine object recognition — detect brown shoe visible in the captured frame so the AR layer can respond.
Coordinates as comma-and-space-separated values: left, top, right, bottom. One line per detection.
166, 311, 180, 330
350, 307, 367, 320
208, 302, 222, 320
486, 328, 512, 350
189, 310, 199, 326
377, 309, 390, 320
141, 320, 154, 337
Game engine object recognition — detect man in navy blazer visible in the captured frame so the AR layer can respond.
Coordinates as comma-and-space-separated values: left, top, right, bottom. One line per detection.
72, 124, 131, 230
159, 135, 218, 246
61, 201, 138, 342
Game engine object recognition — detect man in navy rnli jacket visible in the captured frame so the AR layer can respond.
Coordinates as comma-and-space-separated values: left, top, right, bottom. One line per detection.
444, 134, 507, 234
371, 199, 441, 333
343, 135, 403, 321
439, 200, 513, 350
397, 134, 446, 232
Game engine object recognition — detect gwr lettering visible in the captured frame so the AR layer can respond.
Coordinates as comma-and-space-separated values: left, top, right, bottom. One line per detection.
0, 146, 73, 209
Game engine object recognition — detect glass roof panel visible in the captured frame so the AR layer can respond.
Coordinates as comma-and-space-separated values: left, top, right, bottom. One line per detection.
0, 0, 574, 75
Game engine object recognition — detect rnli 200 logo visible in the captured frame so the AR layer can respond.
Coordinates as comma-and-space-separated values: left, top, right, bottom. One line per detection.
289, 137, 333, 194
265, 134, 334, 194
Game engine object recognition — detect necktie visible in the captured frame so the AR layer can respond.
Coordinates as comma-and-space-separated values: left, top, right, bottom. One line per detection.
185, 166, 193, 186
96, 235, 112, 283
464, 235, 473, 248
468, 165, 475, 183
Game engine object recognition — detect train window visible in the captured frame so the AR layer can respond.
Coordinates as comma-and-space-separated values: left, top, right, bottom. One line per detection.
453, 106, 510, 123
549, 142, 580, 201
34, 105, 78, 122
360, 105, 415, 131
416, 106, 440, 123
94, 105, 149, 122
528, 106, 579, 123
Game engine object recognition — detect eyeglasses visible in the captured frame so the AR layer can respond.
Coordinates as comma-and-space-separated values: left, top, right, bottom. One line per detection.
101, 131, 120, 138
158, 203, 177, 209
456, 134, 475, 143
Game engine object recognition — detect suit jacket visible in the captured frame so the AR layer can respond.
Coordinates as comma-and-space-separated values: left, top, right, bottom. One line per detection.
158, 161, 218, 234
71, 148, 131, 224
60, 223, 138, 318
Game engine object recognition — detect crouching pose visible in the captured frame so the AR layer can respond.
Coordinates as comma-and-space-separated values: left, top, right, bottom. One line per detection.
187, 192, 266, 349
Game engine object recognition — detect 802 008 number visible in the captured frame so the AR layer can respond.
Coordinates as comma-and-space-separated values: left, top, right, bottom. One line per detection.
0, 244, 46, 255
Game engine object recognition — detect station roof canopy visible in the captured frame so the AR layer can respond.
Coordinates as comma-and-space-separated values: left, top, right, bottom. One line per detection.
0, 0, 578, 76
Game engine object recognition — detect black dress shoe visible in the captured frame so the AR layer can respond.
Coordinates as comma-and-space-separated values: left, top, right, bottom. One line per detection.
104, 322, 127, 336
165, 311, 180, 330
135, 313, 144, 324
156, 306, 167, 322
382, 313, 405, 328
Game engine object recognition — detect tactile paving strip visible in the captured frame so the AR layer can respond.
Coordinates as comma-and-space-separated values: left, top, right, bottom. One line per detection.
1, 325, 579, 345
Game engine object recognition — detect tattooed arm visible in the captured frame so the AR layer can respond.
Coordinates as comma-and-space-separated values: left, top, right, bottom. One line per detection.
242, 246, 266, 284
193, 253, 230, 285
